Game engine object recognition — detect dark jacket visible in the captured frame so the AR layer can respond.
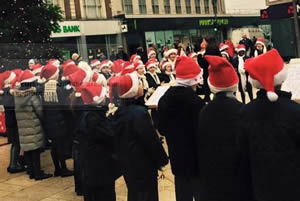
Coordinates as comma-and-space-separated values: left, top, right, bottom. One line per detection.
79, 105, 118, 187
157, 86, 205, 176
40, 81, 68, 140
231, 56, 252, 93
196, 92, 249, 201
3, 88, 18, 129
145, 73, 162, 89
160, 73, 175, 84
238, 90, 300, 201
112, 99, 169, 189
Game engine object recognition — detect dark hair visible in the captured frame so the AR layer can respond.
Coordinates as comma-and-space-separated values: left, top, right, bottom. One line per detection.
206, 36, 218, 50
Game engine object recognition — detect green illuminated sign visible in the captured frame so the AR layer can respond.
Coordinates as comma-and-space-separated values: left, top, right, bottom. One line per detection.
53, 25, 80, 34
199, 19, 229, 26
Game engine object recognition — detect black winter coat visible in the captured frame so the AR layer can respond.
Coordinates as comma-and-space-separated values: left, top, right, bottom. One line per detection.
112, 100, 169, 189
157, 86, 205, 176
3, 88, 18, 129
79, 105, 118, 187
238, 90, 300, 201
145, 73, 162, 89
40, 82, 68, 140
196, 92, 250, 201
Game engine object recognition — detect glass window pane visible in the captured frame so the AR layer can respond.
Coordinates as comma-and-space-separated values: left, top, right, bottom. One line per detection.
175, 0, 181, 14
204, 0, 209, 14
195, 0, 201, 14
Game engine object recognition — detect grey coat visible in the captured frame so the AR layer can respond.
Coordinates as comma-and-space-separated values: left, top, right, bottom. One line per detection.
13, 87, 44, 152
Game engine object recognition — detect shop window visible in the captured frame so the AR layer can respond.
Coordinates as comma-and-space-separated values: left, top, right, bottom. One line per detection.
185, 0, 191, 14
139, 0, 147, 14
175, 0, 182, 14
204, 0, 209, 14
152, 0, 159, 14
164, 0, 171, 14
195, 0, 201, 14
124, 0, 133, 14
84, 0, 101, 19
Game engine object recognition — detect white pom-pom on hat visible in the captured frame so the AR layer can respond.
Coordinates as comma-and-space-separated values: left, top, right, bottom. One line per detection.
267, 91, 279, 102
75, 92, 81, 97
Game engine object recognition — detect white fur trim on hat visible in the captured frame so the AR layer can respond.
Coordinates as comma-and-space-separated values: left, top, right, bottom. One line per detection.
120, 73, 139, 99
65, 84, 72, 90
20, 76, 38, 84
208, 79, 238, 94
4, 72, 16, 85
78, 61, 92, 72
95, 73, 107, 87
256, 41, 265, 47
176, 71, 203, 86
32, 67, 42, 75
249, 65, 288, 102
236, 47, 246, 52
75, 92, 81, 97
167, 49, 177, 57
83, 70, 93, 83
91, 60, 101, 68
221, 51, 229, 58
219, 44, 229, 52
147, 63, 157, 70
136, 63, 145, 70
93, 87, 107, 104
148, 50, 156, 59
0, 90, 4, 95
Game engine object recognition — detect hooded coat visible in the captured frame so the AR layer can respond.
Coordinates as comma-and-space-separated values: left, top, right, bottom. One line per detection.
238, 90, 300, 201
13, 86, 44, 152
157, 86, 205, 176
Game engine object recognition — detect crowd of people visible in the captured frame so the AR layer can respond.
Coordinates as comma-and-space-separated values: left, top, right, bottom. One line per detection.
0, 33, 299, 201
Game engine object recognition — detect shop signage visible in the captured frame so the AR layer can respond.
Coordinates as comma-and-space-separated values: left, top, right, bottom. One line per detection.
53, 25, 80, 34
199, 19, 229, 26
261, 2, 300, 20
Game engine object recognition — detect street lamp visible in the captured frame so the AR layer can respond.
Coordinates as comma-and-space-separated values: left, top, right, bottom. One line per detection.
212, 0, 218, 34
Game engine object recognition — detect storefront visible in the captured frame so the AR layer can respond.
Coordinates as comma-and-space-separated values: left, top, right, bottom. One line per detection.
124, 16, 270, 58
51, 20, 123, 61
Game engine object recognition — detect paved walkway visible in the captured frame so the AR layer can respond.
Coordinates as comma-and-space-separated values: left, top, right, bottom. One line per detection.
0, 138, 175, 201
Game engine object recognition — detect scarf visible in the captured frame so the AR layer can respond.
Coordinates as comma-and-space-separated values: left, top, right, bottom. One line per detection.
165, 71, 176, 82
238, 55, 247, 92
44, 80, 58, 102
138, 74, 149, 90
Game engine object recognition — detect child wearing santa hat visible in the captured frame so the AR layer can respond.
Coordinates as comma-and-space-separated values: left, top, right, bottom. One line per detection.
231, 44, 253, 104
157, 56, 205, 201
12, 70, 53, 180
145, 58, 162, 91
239, 49, 300, 201
196, 55, 248, 201
254, 37, 267, 57
109, 73, 168, 201
77, 82, 118, 201
0, 70, 25, 174
39, 64, 74, 178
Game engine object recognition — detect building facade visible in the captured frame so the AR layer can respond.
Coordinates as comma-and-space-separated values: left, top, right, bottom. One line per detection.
266, 0, 292, 6
46, 0, 123, 61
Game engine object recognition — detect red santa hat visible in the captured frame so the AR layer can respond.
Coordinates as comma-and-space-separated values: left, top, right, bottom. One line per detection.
48, 59, 60, 68
62, 59, 75, 68
111, 59, 125, 76
175, 56, 203, 86
205, 56, 239, 93
108, 73, 139, 102
161, 61, 172, 71
255, 37, 265, 47
62, 64, 78, 81
16, 70, 37, 87
221, 51, 229, 59
0, 71, 17, 94
133, 60, 144, 71
32, 64, 43, 75
236, 44, 246, 52
92, 72, 107, 86
219, 43, 229, 52
163, 49, 169, 58
68, 68, 93, 96
121, 62, 136, 75
188, 52, 198, 58
10, 69, 23, 90
130, 54, 141, 63
40, 64, 59, 81
245, 49, 287, 102
145, 58, 158, 71
99, 60, 111, 71
147, 48, 156, 59
80, 82, 107, 105
90, 59, 101, 68
167, 49, 178, 57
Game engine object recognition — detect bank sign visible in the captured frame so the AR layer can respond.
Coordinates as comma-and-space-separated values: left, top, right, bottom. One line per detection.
51, 21, 82, 38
